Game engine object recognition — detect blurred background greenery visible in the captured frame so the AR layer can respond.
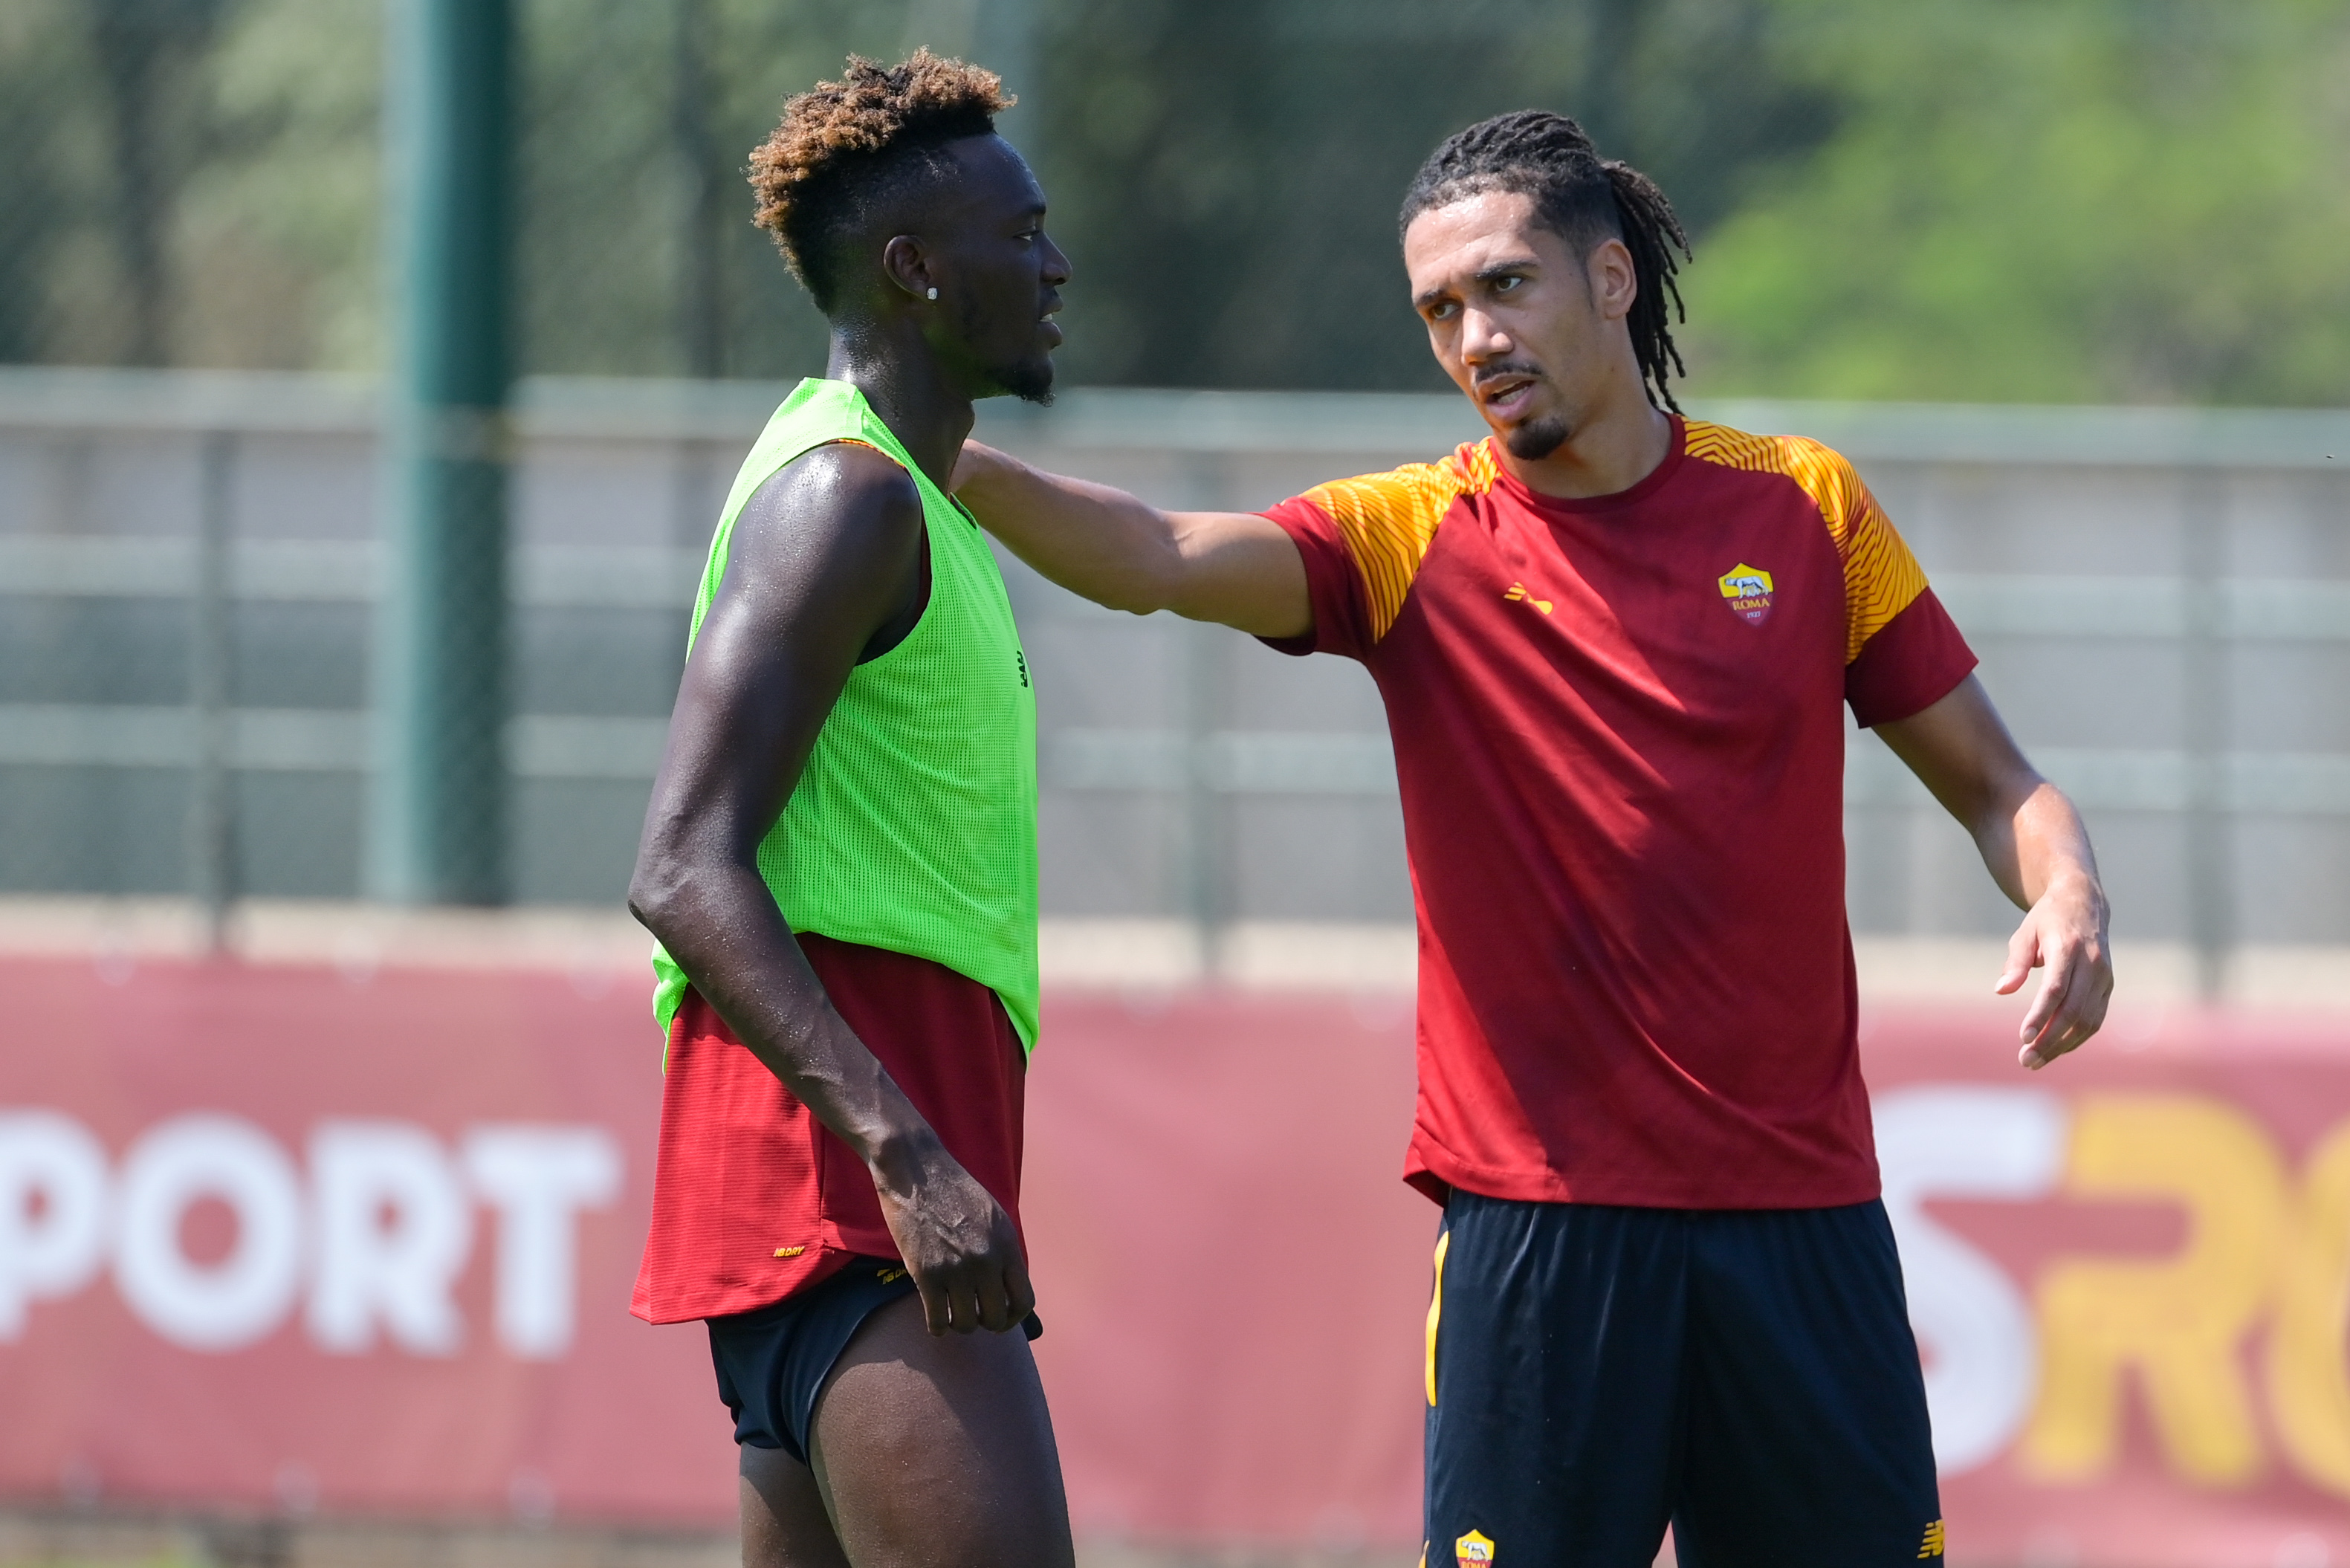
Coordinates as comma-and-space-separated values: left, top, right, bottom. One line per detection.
1, 0, 2344, 404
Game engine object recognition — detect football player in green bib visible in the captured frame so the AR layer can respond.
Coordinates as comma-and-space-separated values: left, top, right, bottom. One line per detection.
626, 53, 1072, 1567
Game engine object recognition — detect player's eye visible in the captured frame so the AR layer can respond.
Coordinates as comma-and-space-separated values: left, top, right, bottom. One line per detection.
1428, 300, 1459, 321
1495, 274, 1524, 293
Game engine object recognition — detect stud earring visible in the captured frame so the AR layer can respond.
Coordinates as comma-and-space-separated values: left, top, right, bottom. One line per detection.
925, 287, 939, 300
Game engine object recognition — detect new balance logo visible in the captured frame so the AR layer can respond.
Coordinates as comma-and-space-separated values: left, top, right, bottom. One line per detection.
1503, 582, 1553, 615
1917, 1519, 1945, 1558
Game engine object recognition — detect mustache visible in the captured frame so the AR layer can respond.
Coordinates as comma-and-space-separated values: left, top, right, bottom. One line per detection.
1471, 362, 1545, 392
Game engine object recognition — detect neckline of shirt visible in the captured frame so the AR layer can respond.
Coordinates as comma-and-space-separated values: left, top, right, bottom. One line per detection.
1484, 413, 1688, 517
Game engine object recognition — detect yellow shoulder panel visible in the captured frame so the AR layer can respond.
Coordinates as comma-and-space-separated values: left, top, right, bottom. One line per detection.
1684, 420, 1927, 664
1300, 440, 1500, 641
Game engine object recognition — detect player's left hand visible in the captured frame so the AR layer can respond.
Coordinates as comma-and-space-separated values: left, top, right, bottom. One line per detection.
1998, 872, 2112, 1070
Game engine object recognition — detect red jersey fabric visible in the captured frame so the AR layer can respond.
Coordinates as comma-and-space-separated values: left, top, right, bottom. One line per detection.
631, 933, 1026, 1324
1260, 417, 1976, 1211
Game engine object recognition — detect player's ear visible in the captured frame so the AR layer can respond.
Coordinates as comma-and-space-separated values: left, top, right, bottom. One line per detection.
1587, 236, 1638, 323
881, 234, 938, 306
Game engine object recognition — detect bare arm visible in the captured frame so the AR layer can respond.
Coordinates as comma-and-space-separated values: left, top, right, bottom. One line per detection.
1874, 675, 2114, 1069
627, 444, 1032, 1335
953, 438, 1312, 638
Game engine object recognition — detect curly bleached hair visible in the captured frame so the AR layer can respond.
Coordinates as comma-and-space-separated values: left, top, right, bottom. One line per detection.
748, 51, 1011, 314
1400, 110, 1692, 413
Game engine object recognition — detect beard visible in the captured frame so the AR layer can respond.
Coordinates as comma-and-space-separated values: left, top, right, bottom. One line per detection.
1474, 360, 1567, 459
991, 352, 1056, 406
1503, 413, 1568, 460
959, 291, 1058, 406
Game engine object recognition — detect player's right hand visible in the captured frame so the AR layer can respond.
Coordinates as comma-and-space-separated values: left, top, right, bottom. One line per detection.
869, 1135, 1035, 1336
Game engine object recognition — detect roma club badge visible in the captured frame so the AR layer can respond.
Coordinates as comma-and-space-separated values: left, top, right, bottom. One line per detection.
1718, 563, 1775, 625
1455, 1529, 1497, 1566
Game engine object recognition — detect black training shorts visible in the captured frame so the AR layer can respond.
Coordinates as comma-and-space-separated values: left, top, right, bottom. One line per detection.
708, 1257, 1041, 1466
1423, 1193, 1943, 1568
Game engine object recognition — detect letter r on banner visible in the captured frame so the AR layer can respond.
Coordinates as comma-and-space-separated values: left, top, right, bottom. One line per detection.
308, 1121, 474, 1356
462, 1126, 621, 1359
2024, 1094, 2289, 1486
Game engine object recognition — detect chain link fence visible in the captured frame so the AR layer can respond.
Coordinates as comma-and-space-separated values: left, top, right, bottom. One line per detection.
0, 0, 1730, 925
2, 0, 2349, 990
7, 370, 2350, 974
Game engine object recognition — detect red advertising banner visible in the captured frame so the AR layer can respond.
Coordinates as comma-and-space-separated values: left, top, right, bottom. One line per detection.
1865, 1005, 2350, 1568
4, 950, 2350, 1564
0, 956, 731, 1526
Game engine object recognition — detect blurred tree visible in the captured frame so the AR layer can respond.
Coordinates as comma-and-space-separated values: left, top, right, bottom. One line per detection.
0, 0, 2343, 406
183, 0, 381, 369
514, 0, 901, 378
88, 0, 240, 364
670, 0, 727, 378
1030, 0, 1834, 390
1683, 0, 2350, 404
0, 4, 77, 363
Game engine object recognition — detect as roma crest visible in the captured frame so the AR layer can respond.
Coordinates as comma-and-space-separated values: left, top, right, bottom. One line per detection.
1718, 563, 1775, 626
1455, 1530, 1496, 1566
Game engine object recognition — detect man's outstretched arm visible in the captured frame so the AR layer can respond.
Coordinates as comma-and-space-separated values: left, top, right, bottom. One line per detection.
629, 445, 1032, 1337
954, 439, 1312, 638
1874, 675, 2114, 1070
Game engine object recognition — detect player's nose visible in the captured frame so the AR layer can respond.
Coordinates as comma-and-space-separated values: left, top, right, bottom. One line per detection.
1458, 307, 1512, 362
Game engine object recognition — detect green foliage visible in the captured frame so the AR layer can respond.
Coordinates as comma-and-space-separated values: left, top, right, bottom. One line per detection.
0, 0, 373, 368
0, 1, 85, 362
188, 0, 381, 369
0, 0, 2341, 404
1032, 0, 1833, 391
1683, 0, 2350, 405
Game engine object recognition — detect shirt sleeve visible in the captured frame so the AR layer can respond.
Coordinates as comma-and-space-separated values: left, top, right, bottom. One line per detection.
1830, 459, 1977, 725
1257, 496, 1379, 661
1254, 443, 1498, 663
1846, 586, 1977, 726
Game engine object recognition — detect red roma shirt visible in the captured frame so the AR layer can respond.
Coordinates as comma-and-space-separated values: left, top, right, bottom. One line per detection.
1260, 417, 1976, 1210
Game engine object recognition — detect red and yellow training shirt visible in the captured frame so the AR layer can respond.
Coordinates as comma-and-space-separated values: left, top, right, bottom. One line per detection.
1260, 417, 1976, 1211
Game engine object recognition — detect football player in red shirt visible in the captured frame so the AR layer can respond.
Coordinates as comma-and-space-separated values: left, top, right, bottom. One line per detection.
954, 111, 2111, 1566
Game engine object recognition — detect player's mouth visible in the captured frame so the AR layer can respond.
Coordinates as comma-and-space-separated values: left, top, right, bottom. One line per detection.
1038, 296, 1064, 349
1473, 372, 1543, 421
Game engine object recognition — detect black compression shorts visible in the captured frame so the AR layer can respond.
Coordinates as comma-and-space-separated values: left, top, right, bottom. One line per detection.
708, 1257, 1040, 1465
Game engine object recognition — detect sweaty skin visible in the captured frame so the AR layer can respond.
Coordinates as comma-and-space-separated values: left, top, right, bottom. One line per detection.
954, 187, 2112, 1067
628, 129, 1075, 1567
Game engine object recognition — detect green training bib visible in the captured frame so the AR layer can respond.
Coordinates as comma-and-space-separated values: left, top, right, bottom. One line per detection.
650, 379, 1040, 1052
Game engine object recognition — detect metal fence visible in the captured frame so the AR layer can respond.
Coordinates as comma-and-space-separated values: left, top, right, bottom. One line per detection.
2, 368, 2348, 977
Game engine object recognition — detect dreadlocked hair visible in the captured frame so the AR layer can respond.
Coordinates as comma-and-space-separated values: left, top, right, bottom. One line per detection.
748, 50, 1010, 313
1399, 110, 1692, 413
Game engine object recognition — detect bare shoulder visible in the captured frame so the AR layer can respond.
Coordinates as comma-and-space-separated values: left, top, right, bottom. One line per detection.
729, 441, 925, 590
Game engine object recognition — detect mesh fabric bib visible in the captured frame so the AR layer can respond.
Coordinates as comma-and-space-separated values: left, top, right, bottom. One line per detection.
650, 379, 1039, 1052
